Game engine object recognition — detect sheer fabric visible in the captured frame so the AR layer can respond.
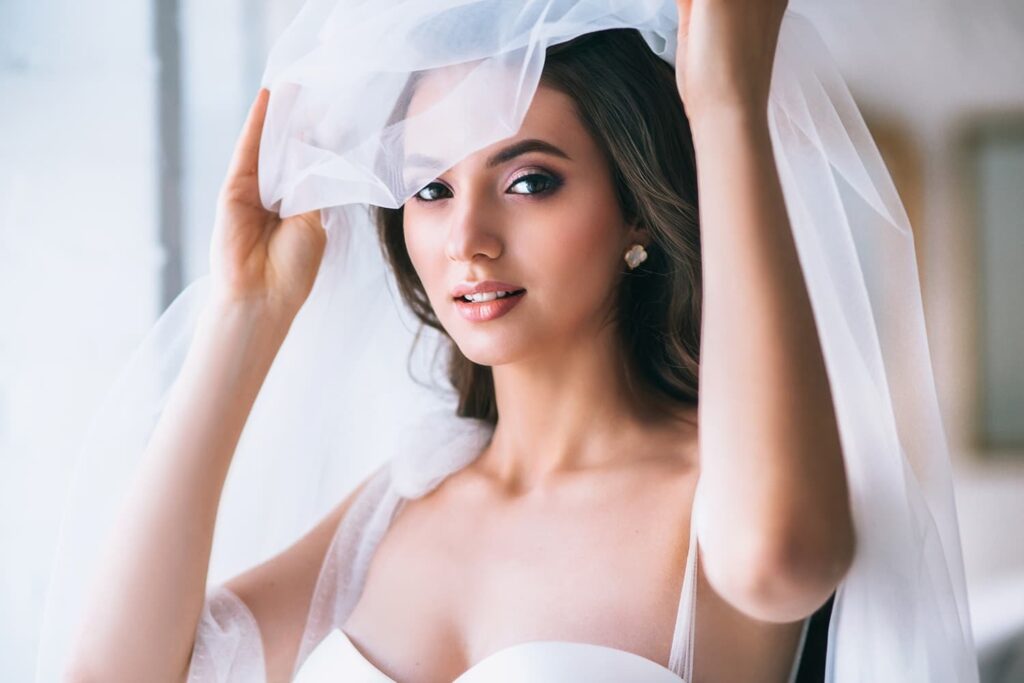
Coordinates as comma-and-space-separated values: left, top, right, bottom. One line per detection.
190, 451, 811, 682
37, 2, 978, 682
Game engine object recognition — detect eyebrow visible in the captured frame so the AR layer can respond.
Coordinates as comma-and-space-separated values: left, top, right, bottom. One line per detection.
404, 138, 571, 171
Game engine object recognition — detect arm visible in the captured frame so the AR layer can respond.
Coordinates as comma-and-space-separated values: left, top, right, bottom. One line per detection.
65, 299, 295, 682
65, 88, 328, 682
220, 473, 374, 682
676, 0, 855, 623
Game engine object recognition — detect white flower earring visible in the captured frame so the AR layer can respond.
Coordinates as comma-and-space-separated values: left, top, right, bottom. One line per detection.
624, 243, 648, 270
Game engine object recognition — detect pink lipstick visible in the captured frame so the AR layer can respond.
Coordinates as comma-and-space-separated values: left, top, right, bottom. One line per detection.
451, 281, 526, 323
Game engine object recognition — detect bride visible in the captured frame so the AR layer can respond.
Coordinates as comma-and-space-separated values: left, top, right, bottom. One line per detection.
62, 1, 909, 681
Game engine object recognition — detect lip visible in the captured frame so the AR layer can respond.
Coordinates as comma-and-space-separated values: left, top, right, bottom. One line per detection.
450, 284, 524, 325
454, 292, 526, 322
450, 280, 525, 299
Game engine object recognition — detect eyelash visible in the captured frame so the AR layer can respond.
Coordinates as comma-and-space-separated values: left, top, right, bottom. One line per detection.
412, 169, 563, 203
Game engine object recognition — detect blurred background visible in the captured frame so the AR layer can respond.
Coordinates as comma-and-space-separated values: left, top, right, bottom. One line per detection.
1, 0, 1022, 680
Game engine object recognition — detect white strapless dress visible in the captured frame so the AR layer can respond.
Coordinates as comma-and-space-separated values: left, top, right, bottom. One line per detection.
289, 469, 809, 683
189, 461, 811, 683
293, 628, 689, 682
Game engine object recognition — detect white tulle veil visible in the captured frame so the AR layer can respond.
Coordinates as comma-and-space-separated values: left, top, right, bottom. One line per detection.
36, 1, 979, 682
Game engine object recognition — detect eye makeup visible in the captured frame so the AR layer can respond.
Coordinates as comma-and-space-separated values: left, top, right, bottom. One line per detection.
411, 166, 564, 203
507, 168, 564, 196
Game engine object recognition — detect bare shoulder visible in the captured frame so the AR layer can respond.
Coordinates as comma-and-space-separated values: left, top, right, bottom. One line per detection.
222, 467, 381, 682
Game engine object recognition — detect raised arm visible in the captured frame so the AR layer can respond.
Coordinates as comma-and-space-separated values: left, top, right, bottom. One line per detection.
675, 0, 855, 623
64, 89, 327, 682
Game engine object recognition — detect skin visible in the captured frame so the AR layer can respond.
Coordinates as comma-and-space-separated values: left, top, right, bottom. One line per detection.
66, 1, 854, 681
342, 0, 854, 679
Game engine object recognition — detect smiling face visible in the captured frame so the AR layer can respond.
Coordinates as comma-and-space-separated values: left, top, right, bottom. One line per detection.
401, 83, 647, 367
376, 29, 702, 422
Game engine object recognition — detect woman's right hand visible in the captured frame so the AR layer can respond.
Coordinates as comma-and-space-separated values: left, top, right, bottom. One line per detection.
209, 87, 327, 319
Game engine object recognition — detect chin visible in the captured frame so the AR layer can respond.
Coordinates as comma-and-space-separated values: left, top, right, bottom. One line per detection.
451, 337, 522, 367
435, 297, 548, 366
446, 322, 536, 367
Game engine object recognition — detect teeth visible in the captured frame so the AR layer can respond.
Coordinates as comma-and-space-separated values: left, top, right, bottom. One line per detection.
462, 290, 518, 303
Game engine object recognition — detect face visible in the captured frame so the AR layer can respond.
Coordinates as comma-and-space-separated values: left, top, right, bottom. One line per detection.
402, 82, 646, 367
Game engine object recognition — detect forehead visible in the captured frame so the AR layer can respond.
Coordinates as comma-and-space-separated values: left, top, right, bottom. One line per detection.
401, 64, 585, 177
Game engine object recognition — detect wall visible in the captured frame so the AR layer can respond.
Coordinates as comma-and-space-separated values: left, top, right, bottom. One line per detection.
0, 1, 161, 680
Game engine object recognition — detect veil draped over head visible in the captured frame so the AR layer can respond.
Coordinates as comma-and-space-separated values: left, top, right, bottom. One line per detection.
36, 1, 979, 682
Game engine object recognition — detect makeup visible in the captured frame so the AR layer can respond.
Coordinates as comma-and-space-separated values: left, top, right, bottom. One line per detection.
451, 281, 526, 322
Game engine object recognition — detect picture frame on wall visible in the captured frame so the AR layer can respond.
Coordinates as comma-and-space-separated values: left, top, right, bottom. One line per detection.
963, 114, 1024, 453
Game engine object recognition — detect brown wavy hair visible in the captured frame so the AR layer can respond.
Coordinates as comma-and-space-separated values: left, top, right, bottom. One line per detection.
374, 28, 702, 426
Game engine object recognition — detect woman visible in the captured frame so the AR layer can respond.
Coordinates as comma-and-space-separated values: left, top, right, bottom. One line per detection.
54, 1, 973, 682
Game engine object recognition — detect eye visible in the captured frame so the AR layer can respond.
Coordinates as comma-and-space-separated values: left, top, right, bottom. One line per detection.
413, 182, 452, 202
411, 169, 563, 204
507, 171, 562, 196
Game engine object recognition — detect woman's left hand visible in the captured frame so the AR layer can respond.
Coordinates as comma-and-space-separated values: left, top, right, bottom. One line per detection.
674, 0, 789, 122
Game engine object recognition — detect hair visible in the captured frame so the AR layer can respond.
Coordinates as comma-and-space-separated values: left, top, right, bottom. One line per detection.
374, 28, 702, 426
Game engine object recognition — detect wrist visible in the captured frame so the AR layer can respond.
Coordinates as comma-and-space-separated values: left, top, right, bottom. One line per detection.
196, 295, 296, 357
677, 65, 773, 130
206, 286, 300, 326
687, 100, 771, 147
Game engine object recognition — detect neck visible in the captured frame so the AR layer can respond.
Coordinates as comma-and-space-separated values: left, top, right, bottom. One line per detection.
475, 324, 696, 492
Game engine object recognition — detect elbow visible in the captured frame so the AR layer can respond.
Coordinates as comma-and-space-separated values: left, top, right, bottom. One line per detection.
62, 645, 110, 683
62, 660, 113, 683
708, 520, 857, 623
760, 524, 856, 621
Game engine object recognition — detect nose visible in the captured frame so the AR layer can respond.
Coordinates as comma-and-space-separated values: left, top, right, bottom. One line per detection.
444, 190, 503, 263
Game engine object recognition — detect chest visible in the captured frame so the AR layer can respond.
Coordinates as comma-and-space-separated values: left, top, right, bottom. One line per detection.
342, 471, 697, 681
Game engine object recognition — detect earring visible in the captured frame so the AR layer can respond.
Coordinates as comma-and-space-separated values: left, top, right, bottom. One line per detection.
624, 243, 648, 270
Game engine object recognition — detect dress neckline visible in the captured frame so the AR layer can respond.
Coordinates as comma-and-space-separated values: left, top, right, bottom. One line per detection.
290, 456, 811, 682
293, 459, 705, 680
292, 627, 686, 682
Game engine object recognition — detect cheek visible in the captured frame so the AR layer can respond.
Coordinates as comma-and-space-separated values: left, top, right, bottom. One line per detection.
530, 187, 624, 305
403, 214, 447, 306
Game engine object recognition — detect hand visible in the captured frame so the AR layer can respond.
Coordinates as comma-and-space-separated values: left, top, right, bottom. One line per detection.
209, 88, 327, 318
674, 0, 789, 121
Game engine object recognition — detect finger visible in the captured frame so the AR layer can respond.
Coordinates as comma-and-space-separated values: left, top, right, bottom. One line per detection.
226, 88, 270, 183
